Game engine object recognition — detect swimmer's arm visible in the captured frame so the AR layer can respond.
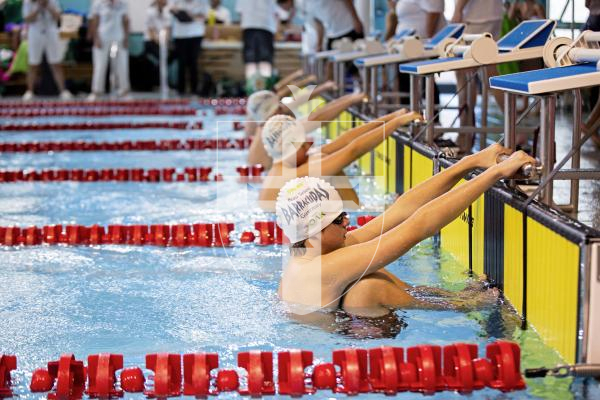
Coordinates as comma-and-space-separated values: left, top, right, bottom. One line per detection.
325, 157, 533, 290
298, 113, 420, 177
274, 69, 304, 91
283, 81, 338, 116
345, 143, 510, 245
247, 126, 272, 169
276, 75, 317, 98
320, 108, 407, 155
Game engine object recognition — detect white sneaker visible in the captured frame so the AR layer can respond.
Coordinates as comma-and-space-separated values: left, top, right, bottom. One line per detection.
118, 91, 132, 101
86, 93, 98, 102
59, 90, 73, 100
22, 90, 34, 101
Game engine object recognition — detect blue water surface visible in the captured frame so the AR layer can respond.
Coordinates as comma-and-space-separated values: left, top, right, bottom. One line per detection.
0, 110, 597, 399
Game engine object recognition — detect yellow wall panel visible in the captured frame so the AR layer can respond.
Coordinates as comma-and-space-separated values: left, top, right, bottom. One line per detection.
387, 138, 397, 194
504, 204, 524, 315
526, 217, 580, 363
440, 179, 470, 268
374, 142, 387, 190
411, 151, 433, 187
403, 146, 411, 193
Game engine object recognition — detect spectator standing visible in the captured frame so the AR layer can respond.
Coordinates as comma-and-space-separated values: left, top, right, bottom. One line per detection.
169, 0, 208, 95
306, 0, 363, 51
208, 0, 230, 25
88, 0, 130, 100
146, 0, 171, 57
22, 0, 71, 100
235, 0, 278, 86
387, 0, 445, 39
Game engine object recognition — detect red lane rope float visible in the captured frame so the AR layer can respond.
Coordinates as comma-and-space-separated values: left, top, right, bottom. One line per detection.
0, 166, 220, 183
4, 342, 526, 399
0, 98, 191, 109
214, 106, 247, 115
0, 107, 198, 118
0, 222, 236, 247
0, 138, 251, 153
0, 121, 203, 131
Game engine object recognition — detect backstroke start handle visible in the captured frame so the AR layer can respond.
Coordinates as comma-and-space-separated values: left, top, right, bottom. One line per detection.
496, 154, 539, 178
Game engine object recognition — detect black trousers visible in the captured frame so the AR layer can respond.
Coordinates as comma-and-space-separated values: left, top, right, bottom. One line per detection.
174, 36, 203, 94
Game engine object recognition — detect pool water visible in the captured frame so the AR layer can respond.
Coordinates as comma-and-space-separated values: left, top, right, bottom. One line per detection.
0, 108, 597, 399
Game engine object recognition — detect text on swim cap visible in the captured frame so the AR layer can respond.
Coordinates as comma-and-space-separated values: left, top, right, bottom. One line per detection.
279, 183, 330, 226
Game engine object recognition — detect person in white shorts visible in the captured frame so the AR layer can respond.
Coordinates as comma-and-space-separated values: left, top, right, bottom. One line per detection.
88, 0, 131, 100
451, 0, 503, 153
235, 0, 278, 83
22, 0, 72, 100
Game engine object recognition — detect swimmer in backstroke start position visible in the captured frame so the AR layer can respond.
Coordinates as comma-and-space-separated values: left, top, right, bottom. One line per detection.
276, 144, 536, 317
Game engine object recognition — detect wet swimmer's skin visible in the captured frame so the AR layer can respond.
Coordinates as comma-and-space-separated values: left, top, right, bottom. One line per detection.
275, 145, 536, 317
246, 90, 361, 169
260, 109, 421, 211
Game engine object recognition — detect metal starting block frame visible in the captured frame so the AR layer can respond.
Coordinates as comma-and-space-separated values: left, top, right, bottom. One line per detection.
310, 36, 380, 83
354, 24, 465, 116
399, 20, 556, 147
489, 31, 600, 215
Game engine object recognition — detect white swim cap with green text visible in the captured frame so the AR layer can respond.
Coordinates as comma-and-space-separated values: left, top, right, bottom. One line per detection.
276, 177, 344, 243
262, 114, 307, 163
247, 90, 279, 123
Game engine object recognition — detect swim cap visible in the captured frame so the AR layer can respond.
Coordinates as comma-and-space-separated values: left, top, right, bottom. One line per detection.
262, 114, 307, 163
276, 177, 344, 243
247, 90, 279, 122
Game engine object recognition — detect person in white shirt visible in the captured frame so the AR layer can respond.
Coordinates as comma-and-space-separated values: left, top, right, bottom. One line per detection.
388, 0, 445, 39
88, 0, 130, 100
208, 0, 231, 25
146, 0, 172, 46
145, 0, 172, 87
307, 0, 363, 51
235, 0, 278, 81
451, 0, 503, 153
22, 0, 72, 100
169, 0, 208, 95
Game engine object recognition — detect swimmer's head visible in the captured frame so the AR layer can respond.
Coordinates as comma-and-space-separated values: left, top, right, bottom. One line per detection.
276, 177, 346, 251
262, 114, 312, 165
247, 90, 279, 123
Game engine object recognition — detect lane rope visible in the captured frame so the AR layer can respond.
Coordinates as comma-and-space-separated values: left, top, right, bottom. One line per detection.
0, 137, 250, 153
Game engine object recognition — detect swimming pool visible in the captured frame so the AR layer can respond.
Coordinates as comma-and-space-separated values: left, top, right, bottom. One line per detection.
0, 105, 596, 399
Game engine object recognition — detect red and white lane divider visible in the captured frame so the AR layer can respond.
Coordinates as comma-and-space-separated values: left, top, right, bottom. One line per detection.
0, 341, 525, 398
0, 166, 222, 183
0, 223, 236, 247
0, 215, 379, 247
0, 121, 204, 131
0, 98, 191, 109
0, 137, 250, 153
214, 106, 247, 116
0, 221, 287, 247
0, 97, 246, 109
0, 107, 198, 118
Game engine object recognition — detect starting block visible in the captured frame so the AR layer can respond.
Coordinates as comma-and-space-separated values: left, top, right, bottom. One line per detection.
489, 30, 600, 212
355, 24, 464, 116
400, 19, 556, 147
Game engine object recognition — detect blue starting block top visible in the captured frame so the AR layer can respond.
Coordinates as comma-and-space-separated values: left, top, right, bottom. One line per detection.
489, 63, 599, 94
424, 24, 465, 50
497, 20, 556, 52
393, 28, 416, 41
400, 57, 461, 73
